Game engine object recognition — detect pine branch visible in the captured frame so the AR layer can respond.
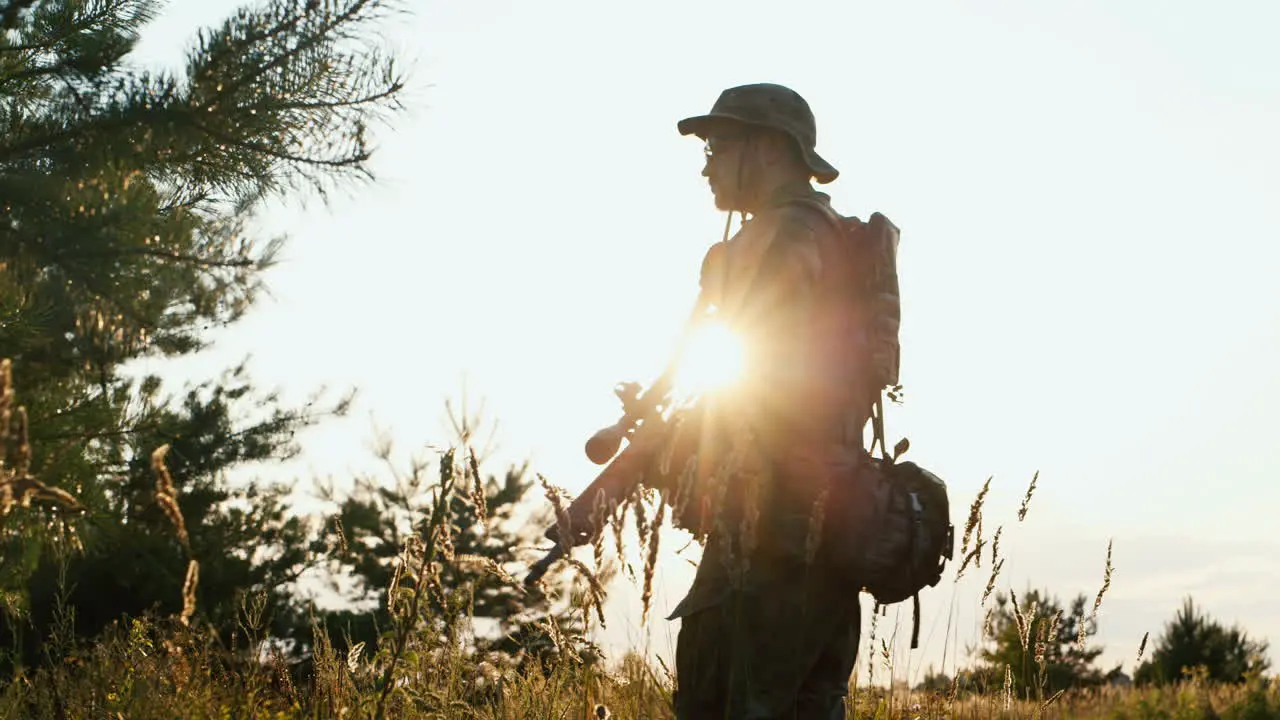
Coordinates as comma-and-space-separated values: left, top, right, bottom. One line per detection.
1, 56, 77, 85
1, 0, 152, 57
0, 0, 38, 31
97, 246, 258, 269
191, 117, 371, 170
0, 105, 158, 161
264, 83, 401, 113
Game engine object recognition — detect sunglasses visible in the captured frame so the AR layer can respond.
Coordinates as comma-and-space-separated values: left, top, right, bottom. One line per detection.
703, 133, 748, 160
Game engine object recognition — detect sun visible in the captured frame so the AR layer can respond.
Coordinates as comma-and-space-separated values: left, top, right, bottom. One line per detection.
671, 320, 746, 399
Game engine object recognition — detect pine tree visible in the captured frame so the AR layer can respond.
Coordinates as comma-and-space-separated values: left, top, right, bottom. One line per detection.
0, 0, 405, 662
1134, 597, 1271, 685
312, 405, 610, 673
969, 588, 1118, 698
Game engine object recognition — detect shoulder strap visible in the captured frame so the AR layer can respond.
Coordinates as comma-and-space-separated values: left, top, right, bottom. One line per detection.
871, 394, 889, 460
911, 593, 921, 649
782, 196, 847, 237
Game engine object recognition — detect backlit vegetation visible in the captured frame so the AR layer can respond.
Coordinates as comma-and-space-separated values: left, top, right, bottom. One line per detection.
1, 0, 1273, 717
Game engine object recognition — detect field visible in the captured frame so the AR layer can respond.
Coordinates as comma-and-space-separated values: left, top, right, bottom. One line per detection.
2, 613, 1277, 719
3, 442, 1277, 720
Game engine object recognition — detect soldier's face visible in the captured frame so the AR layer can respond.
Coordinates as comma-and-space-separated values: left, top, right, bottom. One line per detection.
701, 130, 752, 211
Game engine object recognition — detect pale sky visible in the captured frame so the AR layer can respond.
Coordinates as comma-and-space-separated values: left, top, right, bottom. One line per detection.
125, 0, 1280, 683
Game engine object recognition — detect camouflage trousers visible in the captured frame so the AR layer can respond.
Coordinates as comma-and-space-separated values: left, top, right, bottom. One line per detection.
672, 577, 861, 719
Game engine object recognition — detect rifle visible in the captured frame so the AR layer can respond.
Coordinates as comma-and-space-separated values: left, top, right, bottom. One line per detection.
524, 383, 675, 586
524, 297, 711, 587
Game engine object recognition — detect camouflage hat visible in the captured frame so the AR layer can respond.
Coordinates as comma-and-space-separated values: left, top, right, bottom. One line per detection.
677, 83, 839, 184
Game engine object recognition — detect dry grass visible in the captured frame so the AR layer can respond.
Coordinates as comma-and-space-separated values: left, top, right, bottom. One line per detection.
2, 614, 1275, 720
150, 444, 200, 628
2, 364, 1276, 718
0, 359, 84, 522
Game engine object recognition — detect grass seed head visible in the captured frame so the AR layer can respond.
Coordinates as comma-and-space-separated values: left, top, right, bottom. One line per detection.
610, 495, 626, 568
1011, 592, 1030, 651
538, 473, 574, 556
387, 558, 404, 614
1035, 615, 1049, 664
633, 485, 650, 550
641, 491, 667, 624
151, 445, 190, 553
981, 558, 1004, 609
673, 451, 699, 530
955, 536, 987, 582
1080, 539, 1114, 651
180, 559, 200, 626
468, 447, 488, 530
1041, 688, 1066, 711
591, 488, 609, 573
566, 556, 608, 628
1018, 471, 1039, 522
331, 516, 348, 555
1003, 664, 1013, 711
12, 406, 29, 477
960, 476, 992, 558
346, 641, 365, 673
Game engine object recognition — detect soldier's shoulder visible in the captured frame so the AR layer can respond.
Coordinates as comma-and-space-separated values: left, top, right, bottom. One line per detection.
767, 198, 844, 244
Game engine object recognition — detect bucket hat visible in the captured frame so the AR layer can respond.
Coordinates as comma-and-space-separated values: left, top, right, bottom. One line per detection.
677, 83, 838, 184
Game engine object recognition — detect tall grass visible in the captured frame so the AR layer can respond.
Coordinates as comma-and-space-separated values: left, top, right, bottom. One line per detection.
2, 598, 1276, 718
1, 359, 84, 521
1, 356, 1277, 718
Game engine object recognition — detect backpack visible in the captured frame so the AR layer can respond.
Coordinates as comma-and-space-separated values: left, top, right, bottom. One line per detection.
785, 199, 902, 405
789, 198, 956, 649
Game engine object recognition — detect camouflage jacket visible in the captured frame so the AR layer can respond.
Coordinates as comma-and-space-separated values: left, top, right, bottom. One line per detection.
667, 180, 860, 621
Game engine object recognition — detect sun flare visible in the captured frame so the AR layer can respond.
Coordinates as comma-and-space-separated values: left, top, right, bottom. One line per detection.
672, 321, 745, 399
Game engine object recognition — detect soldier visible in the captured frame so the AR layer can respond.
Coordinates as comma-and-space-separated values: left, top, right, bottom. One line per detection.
667, 83, 872, 720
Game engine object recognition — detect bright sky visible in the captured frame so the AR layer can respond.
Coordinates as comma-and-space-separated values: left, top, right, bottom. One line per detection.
126, 0, 1280, 684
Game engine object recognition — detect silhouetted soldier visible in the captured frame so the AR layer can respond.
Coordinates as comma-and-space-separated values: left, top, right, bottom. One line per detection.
668, 83, 872, 720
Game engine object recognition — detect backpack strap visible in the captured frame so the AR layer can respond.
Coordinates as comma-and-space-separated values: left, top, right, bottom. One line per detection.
911, 593, 922, 649
871, 394, 889, 460
782, 195, 845, 238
